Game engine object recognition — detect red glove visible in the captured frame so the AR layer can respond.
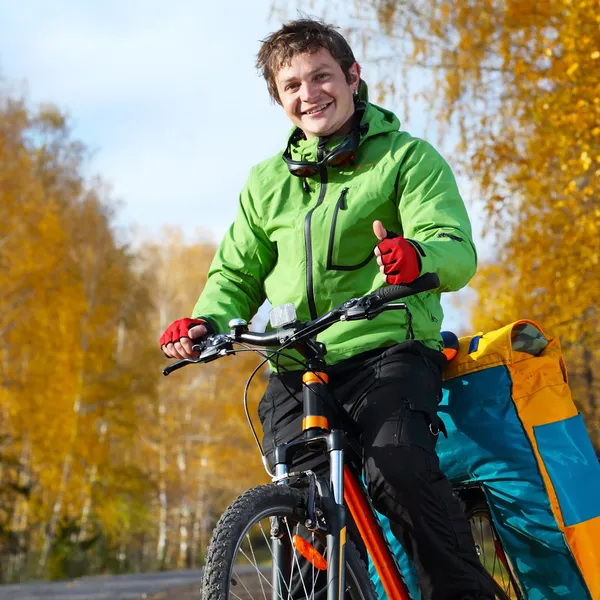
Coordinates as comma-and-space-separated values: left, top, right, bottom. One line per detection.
376, 234, 420, 285
159, 318, 207, 348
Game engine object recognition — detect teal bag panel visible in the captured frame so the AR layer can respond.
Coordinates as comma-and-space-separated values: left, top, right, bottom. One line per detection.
534, 413, 600, 527
438, 366, 531, 485
369, 366, 591, 599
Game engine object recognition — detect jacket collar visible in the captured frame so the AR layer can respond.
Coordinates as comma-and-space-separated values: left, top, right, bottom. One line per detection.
287, 101, 401, 163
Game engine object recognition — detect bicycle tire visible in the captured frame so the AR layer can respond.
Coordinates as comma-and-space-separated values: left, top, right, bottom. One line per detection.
201, 484, 377, 600
463, 498, 523, 600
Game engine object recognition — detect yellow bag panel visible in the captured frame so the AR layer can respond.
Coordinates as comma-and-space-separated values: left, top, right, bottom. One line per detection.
508, 340, 578, 530
509, 353, 576, 426
443, 319, 550, 381
564, 517, 600, 599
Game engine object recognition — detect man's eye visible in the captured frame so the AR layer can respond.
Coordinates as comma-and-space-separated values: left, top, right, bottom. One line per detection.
285, 83, 299, 91
316, 73, 329, 80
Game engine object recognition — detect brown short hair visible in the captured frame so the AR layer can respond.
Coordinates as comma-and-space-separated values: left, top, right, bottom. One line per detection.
256, 18, 357, 105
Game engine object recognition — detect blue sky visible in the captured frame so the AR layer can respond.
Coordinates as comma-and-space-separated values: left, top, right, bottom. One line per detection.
0, 0, 484, 332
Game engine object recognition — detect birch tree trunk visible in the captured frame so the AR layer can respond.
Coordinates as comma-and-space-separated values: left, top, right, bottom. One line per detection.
156, 399, 168, 568
176, 401, 192, 568
191, 455, 208, 567
78, 318, 124, 544
7, 439, 31, 582
38, 388, 83, 575
77, 419, 107, 544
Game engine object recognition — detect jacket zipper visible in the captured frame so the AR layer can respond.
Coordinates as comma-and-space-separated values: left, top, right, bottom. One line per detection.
304, 145, 327, 320
437, 232, 464, 242
326, 187, 348, 268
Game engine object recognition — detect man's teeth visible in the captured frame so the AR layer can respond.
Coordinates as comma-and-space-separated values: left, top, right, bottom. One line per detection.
306, 104, 330, 115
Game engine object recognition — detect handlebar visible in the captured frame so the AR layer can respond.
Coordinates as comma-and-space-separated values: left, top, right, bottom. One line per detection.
368, 272, 439, 303
163, 273, 440, 376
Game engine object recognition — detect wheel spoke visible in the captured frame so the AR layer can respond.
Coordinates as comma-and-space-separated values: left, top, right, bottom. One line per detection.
232, 567, 256, 599
467, 510, 521, 600
491, 543, 499, 576
238, 546, 284, 598
311, 532, 315, 600
284, 519, 311, 599
286, 528, 296, 600
479, 517, 487, 570
245, 533, 269, 599
256, 520, 294, 599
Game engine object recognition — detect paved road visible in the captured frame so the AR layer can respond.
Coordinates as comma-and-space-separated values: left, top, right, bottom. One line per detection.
0, 569, 204, 600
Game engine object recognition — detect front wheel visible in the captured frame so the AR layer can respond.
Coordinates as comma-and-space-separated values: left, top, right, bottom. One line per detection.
201, 484, 376, 600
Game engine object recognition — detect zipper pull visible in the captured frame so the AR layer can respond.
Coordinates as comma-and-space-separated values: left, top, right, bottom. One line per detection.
339, 187, 349, 209
302, 179, 310, 194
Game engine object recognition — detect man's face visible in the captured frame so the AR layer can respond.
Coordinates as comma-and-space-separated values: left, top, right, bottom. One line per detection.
276, 48, 360, 139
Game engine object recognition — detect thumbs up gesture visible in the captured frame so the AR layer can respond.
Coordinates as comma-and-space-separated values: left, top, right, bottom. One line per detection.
373, 220, 420, 285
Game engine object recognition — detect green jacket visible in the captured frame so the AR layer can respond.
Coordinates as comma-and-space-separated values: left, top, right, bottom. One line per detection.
193, 101, 477, 369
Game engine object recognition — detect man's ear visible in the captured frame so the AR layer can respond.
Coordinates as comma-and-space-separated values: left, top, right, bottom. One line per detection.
350, 62, 362, 91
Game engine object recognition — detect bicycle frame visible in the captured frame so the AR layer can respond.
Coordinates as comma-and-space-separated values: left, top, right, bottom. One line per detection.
344, 467, 411, 600
271, 368, 412, 600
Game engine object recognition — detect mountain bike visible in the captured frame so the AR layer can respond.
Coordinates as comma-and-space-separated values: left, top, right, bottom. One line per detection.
163, 273, 520, 599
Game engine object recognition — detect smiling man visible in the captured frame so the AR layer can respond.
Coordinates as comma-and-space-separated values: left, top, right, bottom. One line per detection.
277, 47, 360, 138
160, 19, 495, 600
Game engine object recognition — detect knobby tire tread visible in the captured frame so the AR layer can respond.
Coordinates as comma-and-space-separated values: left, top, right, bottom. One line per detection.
201, 483, 376, 600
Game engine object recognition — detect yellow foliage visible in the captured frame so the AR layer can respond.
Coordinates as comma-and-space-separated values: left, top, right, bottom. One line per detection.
0, 91, 271, 577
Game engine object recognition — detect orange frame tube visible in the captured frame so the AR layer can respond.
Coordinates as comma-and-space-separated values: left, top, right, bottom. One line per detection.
344, 465, 411, 600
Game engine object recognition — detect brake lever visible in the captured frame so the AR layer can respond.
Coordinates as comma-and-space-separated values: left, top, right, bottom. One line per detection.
340, 297, 369, 321
342, 297, 409, 321
162, 335, 234, 376
193, 334, 234, 362
381, 302, 408, 312
363, 301, 408, 320
163, 357, 202, 376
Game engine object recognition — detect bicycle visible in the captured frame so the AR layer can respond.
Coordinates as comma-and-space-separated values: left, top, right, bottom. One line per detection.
163, 273, 521, 600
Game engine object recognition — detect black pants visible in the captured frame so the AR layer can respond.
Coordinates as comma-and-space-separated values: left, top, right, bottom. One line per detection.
258, 341, 495, 600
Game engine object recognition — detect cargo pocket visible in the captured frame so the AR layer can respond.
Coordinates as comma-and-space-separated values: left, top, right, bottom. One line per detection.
394, 398, 445, 453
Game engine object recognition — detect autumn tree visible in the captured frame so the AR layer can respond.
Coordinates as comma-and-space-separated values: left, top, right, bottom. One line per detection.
0, 91, 154, 580
137, 229, 268, 569
277, 0, 600, 439
0, 88, 273, 580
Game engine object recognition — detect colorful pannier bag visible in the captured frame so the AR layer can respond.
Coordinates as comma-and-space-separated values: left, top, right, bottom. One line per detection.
370, 320, 600, 599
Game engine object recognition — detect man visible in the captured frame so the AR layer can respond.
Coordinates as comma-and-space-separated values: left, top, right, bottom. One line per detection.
161, 19, 495, 600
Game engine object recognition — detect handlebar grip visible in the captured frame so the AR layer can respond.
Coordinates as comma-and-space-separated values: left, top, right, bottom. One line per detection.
163, 359, 192, 376
375, 273, 440, 303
